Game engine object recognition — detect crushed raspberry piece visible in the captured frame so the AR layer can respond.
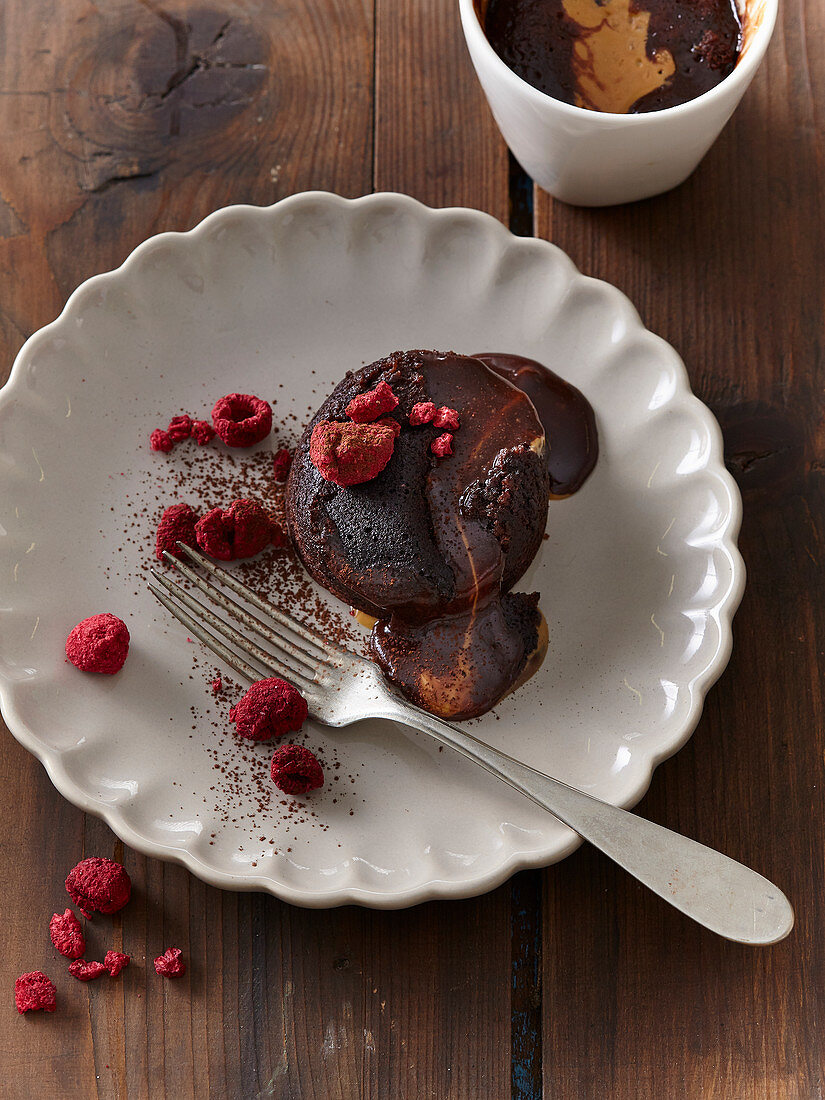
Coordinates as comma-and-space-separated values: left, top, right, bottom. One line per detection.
150, 429, 174, 453
104, 950, 130, 977
156, 503, 199, 561
270, 743, 324, 795
211, 677, 223, 695
66, 614, 130, 675
409, 401, 436, 426
433, 406, 460, 431
15, 972, 56, 1014
375, 416, 401, 438
49, 909, 85, 959
195, 498, 273, 560
191, 419, 216, 445
167, 414, 192, 442
431, 433, 454, 458
272, 447, 293, 482
66, 857, 131, 918
230, 677, 307, 741
154, 947, 186, 978
212, 393, 272, 447
346, 380, 399, 423
309, 420, 395, 486
69, 959, 107, 982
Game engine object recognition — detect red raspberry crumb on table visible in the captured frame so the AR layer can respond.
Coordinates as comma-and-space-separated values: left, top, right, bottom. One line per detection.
272, 447, 293, 482
65, 857, 131, 918
156, 503, 199, 561
191, 419, 216, 445
166, 414, 192, 442
154, 948, 186, 978
431, 433, 454, 458
346, 380, 399, 423
230, 677, 307, 741
69, 960, 107, 982
270, 743, 324, 795
104, 951, 130, 977
211, 677, 223, 695
433, 406, 460, 430
211, 393, 272, 447
15, 971, 56, 1014
309, 421, 395, 486
409, 401, 436, 426
195, 498, 273, 560
66, 614, 130, 675
150, 429, 174, 453
375, 417, 401, 438
49, 909, 85, 959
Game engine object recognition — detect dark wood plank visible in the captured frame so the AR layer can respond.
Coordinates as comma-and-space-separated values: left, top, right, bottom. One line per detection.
0, 0, 518, 1096
0, 0, 373, 1095
534, 0, 825, 1093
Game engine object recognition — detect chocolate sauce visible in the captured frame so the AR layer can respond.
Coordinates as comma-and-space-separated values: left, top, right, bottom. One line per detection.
371, 353, 548, 718
288, 350, 599, 720
474, 352, 598, 495
482, 0, 742, 113
371, 353, 598, 718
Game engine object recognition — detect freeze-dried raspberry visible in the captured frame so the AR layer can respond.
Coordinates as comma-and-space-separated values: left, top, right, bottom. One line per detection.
194, 507, 232, 560
15, 971, 56, 1014
211, 677, 223, 695
346, 381, 399, 423
409, 401, 436, 426
195, 498, 273, 560
431, 433, 454, 457
212, 393, 272, 447
49, 909, 85, 959
269, 522, 287, 548
167, 414, 192, 442
69, 960, 107, 982
309, 421, 395, 487
270, 743, 324, 795
191, 419, 216, 445
273, 447, 292, 482
66, 857, 131, 918
433, 406, 460, 431
156, 503, 199, 561
154, 948, 186, 978
104, 951, 130, 977
66, 614, 130, 675
150, 429, 174, 453
230, 677, 307, 741
375, 417, 401, 439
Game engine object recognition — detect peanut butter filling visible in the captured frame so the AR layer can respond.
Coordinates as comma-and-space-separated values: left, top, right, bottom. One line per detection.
563, 0, 675, 113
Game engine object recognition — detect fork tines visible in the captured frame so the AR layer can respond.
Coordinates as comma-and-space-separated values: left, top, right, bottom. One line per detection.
147, 541, 339, 695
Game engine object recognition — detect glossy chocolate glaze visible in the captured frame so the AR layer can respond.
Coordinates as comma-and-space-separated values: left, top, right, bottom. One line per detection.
370, 353, 548, 718
287, 350, 598, 720
474, 352, 598, 496
482, 0, 741, 113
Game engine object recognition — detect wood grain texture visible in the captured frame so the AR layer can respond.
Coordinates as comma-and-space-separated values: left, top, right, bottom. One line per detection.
535, 0, 825, 1094
1, 0, 823, 1094
0, 0, 515, 1097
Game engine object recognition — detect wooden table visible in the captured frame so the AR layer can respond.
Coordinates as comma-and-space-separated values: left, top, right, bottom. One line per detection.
1, 0, 822, 1095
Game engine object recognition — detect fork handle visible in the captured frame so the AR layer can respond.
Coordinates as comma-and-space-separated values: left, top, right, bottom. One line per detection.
389, 702, 793, 945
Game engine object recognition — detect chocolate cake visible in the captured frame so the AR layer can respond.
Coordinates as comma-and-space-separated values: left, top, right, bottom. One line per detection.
286, 349, 597, 720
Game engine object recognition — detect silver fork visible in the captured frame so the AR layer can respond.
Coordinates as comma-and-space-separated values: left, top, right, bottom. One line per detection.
149, 542, 793, 945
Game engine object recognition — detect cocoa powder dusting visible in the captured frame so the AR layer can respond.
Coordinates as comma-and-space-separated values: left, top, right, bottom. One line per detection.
105, 406, 364, 858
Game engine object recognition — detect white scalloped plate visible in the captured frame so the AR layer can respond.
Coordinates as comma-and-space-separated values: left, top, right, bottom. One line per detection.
0, 192, 744, 907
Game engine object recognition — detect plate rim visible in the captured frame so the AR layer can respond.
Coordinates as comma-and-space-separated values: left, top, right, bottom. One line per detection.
0, 190, 746, 908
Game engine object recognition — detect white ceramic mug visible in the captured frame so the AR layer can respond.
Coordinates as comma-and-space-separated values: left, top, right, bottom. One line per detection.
459, 0, 778, 206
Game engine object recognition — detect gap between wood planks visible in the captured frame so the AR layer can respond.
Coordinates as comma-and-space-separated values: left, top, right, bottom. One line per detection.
506, 152, 544, 1100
